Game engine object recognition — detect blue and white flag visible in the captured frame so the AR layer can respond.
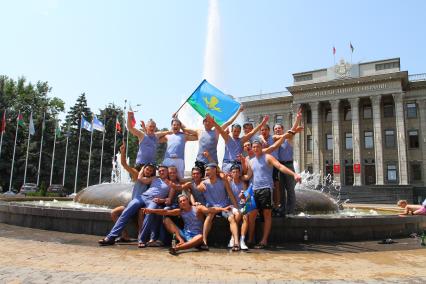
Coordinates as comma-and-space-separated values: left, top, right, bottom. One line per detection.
93, 116, 105, 132
29, 113, 35, 136
81, 116, 92, 132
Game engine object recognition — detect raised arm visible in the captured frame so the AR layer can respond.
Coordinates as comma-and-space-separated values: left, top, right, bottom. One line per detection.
143, 208, 181, 216
221, 104, 243, 130
266, 154, 301, 182
241, 115, 269, 144
127, 112, 145, 141
206, 114, 230, 143
119, 144, 139, 180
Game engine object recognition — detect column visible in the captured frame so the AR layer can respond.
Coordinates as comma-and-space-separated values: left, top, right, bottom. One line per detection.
419, 100, 426, 186
349, 98, 362, 186
371, 95, 384, 185
292, 103, 302, 172
310, 102, 320, 174
393, 93, 408, 185
330, 100, 341, 186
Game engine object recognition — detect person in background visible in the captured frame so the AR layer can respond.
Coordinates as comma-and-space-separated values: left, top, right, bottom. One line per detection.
397, 200, 426, 216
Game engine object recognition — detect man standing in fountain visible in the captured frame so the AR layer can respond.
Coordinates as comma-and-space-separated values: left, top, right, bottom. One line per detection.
162, 117, 198, 179
242, 140, 301, 249
194, 108, 243, 176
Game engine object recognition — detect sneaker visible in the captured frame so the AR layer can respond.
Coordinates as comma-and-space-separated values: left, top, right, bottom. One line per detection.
228, 236, 234, 248
240, 238, 248, 250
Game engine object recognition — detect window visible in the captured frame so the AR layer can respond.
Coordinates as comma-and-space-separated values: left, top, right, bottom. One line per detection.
387, 164, 397, 182
408, 130, 419, 148
307, 135, 313, 152
406, 102, 417, 118
325, 109, 332, 122
345, 133, 353, 149
344, 106, 352, 121
306, 110, 312, 124
375, 61, 400, 71
364, 131, 373, 149
385, 130, 395, 147
411, 163, 422, 181
294, 73, 313, 82
383, 103, 394, 117
275, 115, 283, 124
326, 134, 333, 150
363, 105, 372, 119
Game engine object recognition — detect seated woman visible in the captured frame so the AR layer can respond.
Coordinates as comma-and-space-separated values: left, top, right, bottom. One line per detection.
144, 194, 231, 255
397, 200, 426, 216
110, 144, 156, 242
98, 165, 173, 247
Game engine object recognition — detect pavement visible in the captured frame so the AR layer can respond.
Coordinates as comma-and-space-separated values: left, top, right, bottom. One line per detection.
0, 223, 425, 283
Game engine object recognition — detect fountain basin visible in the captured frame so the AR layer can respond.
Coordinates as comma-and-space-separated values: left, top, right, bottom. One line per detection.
0, 196, 425, 243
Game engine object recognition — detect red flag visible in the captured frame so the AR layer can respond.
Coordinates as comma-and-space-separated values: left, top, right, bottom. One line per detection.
333, 46, 336, 55
128, 112, 136, 128
115, 120, 121, 132
1, 111, 5, 133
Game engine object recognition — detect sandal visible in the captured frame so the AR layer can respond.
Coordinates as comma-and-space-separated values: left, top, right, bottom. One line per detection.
254, 243, 267, 249
147, 240, 164, 247
198, 244, 209, 251
98, 237, 115, 246
232, 245, 240, 252
169, 247, 178, 256
138, 242, 147, 248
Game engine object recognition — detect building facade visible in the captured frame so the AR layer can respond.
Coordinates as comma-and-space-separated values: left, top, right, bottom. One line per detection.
238, 58, 426, 190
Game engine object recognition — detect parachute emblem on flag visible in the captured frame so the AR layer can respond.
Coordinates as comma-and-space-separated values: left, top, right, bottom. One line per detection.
203, 96, 222, 112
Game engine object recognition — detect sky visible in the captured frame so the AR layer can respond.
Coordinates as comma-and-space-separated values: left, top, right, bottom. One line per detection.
1, 0, 426, 128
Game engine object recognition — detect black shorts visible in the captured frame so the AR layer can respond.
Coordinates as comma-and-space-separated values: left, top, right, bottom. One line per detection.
272, 167, 279, 181
254, 188, 272, 210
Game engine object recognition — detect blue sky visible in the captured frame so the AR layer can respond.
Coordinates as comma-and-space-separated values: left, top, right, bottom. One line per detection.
1, 0, 426, 128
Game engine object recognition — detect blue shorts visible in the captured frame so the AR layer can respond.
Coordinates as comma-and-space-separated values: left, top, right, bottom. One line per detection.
179, 229, 200, 241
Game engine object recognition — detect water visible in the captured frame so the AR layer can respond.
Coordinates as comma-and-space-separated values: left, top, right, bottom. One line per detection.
13, 200, 110, 211
296, 171, 342, 204
110, 152, 132, 184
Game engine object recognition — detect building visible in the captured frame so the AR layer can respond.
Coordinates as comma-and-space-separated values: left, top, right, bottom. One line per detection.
238, 58, 426, 202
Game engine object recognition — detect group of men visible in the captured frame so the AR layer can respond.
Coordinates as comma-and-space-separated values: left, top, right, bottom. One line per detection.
98, 105, 303, 254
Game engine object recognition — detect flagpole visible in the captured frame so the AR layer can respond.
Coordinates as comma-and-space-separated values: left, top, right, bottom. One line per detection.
174, 80, 207, 115
36, 111, 46, 187
0, 109, 6, 160
74, 115, 83, 194
99, 116, 106, 184
112, 117, 118, 182
86, 118, 94, 188
62, 124, 69, 186
49, 117, 58, 186
23, 111, 32, 185
123, 99, 128, 160
9, 111, 20, 192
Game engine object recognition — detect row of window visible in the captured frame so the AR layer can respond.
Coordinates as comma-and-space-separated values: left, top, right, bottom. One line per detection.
305, 102, 418, 123
306, 129, 420, 151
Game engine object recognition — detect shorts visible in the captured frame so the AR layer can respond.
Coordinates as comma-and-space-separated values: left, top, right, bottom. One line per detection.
254, 188, 272, 210
179, 229, 200, 241
221, 206, 240, 218
272, 167, 279, 181
416, 206, 426, 215
162, 158, 185, 179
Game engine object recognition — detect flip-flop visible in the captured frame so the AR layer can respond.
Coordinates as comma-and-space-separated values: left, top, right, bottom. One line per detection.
138, 242, 147, 248
98, 238, 115, 246
231, 245, 240, 252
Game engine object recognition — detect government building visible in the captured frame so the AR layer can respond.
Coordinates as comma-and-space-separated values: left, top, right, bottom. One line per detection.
238, 58, 426, 203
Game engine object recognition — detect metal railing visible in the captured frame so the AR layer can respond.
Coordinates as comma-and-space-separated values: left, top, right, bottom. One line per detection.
237, 91, 292, 102
409, 73, 426, 82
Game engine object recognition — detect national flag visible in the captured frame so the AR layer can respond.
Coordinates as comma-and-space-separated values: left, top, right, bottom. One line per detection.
350, 42, 354, 53
128, 112, 136, 128
333, 46, 336, 55
29, 113, 35, 135
93, 116, 105, 132
64, 124, 71, 137
17, 113, 25, 127
81, 116, 92, 132
55, 123, 61, 138
187, 80, 240, 126
115, 119, 121, 133
1, 111, 6, 133
241, 184, 256, 215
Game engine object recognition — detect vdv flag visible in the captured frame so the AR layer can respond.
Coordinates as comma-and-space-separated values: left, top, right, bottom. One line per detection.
81, 116, 92, 132
93, 116, 105, 132
187, 80, 240, 126
241, 184, 256, 215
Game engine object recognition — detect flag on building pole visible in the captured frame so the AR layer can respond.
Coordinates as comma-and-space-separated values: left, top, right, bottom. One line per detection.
17, 113, 25, 127
86, 117, 94, 187
74, 115, 84, 194
24, 112, 34, 184
115, 119, 121, 133
93, 116, 105, 132
9, 111, 21, 192
350, 42, 354, 64
36, 112, 46, 186
0, 110, 6, 160
50, 117, 59, 186
81, 116, 92, 132
62, 123, 70, 186
99, 116, 106, 184
184, 80, 240, 126
112, 117, 119, 182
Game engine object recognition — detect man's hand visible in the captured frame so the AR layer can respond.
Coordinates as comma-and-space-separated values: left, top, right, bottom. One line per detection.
261, 115, 270, 125
140, 120, 146, 131
172, 112, 178, 119
165, 197, 171, 206
143, 208, 152, 214
153, 198, 160, 204
222, 206, 232, 212
294, 173, 302, 183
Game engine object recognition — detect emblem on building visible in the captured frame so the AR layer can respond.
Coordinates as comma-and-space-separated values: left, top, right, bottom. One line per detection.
334, 59, 352, 78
